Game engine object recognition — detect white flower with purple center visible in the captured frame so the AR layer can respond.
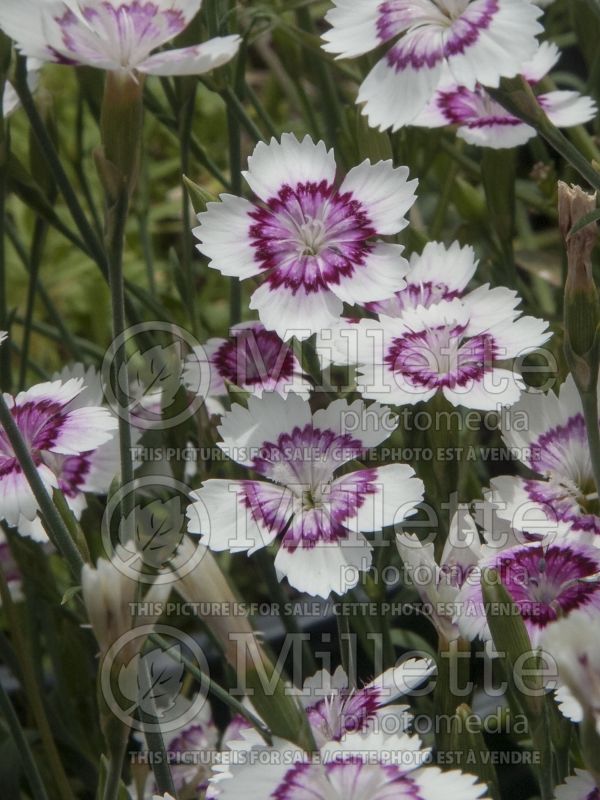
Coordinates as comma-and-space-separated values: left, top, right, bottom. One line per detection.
186, 393, 424, 598
541, 609, 600, 738
412, 42, 597, 148
553, 770, 600, 800
317, 240, 477, 367
397, 507, 481, 640
183, 321, 310, 415
0, 370, 118, 536
194, 134, 418, 341
18, 365, 127, 540
491, 375, 600, 539
212, 727, 488, 800
221, 660, 434, 760
322, 0, 543, 132
0, 0, 240, 77
298, 660, 434, 748
456, 540, 600, 646
334, 286, 550, 410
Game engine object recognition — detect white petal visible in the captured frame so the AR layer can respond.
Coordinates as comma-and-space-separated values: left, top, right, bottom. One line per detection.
187, 479, 293, 554
554, 770, 599, 800
312, 398, 398, 450
358, 41, 444, 131
218, 392, 312, 467
540, 90, 598, 129
243, 133, 336, 203
443, 367, 525, 411
446, 0, 543, 90
274, 533, 372, 598
331, 242, 409, 306
457, 120, 535, 149
339, 160, 418, 235
337, 464, 424, 533
321, 0, 384, 58
194, 195, 262, 279
521, 40, 560, 82
249, 281, 343, 341
0, 0, 66, 60
413, 765, 488, 800
408, 240, 478, 292
489, 313, 552, 357
137, 35, 240, 76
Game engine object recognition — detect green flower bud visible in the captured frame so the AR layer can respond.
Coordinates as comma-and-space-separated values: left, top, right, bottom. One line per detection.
559, 181, 600, 389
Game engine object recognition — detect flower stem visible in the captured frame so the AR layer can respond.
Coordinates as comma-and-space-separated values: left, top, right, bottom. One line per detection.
0, 676, 50, 800
150, 632, 273, 744
336, 600, 356, 687
104, 185, 135, 519
137, 655, 177, 798
18, 218, 48, 390
0, 558, 76, 800
581, 389, 600, 498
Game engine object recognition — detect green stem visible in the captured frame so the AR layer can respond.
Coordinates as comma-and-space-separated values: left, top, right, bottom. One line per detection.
138, 656, 177, 797
179, 83, 199, 335
0, 678, 50, 800
150, 633, 273, 744
256, 550, 318, 675
14, 56, 108, 277
0, 99, 8, 392
104, 187, 136, 533
0, 560, 76, 800
18, 218, 48, 390
336, 601, 356, 687
581, 389, 600, 497
489, 78, 600, 192
226, 74, 243, 328
0, 393, 84, 578
434, 636, 471, 755
102, 734, 128, 800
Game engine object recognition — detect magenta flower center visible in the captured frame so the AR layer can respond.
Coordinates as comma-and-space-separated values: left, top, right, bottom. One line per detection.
213, 328, 296, 389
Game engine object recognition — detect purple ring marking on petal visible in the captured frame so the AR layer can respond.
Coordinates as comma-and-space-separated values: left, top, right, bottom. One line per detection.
444, 0, 499, 58
493, 543, 600, 629
0, 400, 69, 477
213, 328, 297, 391
273, 759, 425, 799
249, 181, 376, 295
435, 85, 522, 129
386, 325, 499, 390
366, 282, 461, 315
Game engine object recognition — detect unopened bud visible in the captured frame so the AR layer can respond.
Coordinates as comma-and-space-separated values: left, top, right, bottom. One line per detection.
183, 174, 218, 214
559, 181, 600, 387
81, 547, 169, 662
98, 70, 144, 202
172, 538, 315, 751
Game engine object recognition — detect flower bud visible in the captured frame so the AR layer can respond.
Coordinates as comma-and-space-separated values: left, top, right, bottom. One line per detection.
559, 181, 600, 388
172, 538, 315, 751
81, 547, 170, 662
98, 71, 144, 202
